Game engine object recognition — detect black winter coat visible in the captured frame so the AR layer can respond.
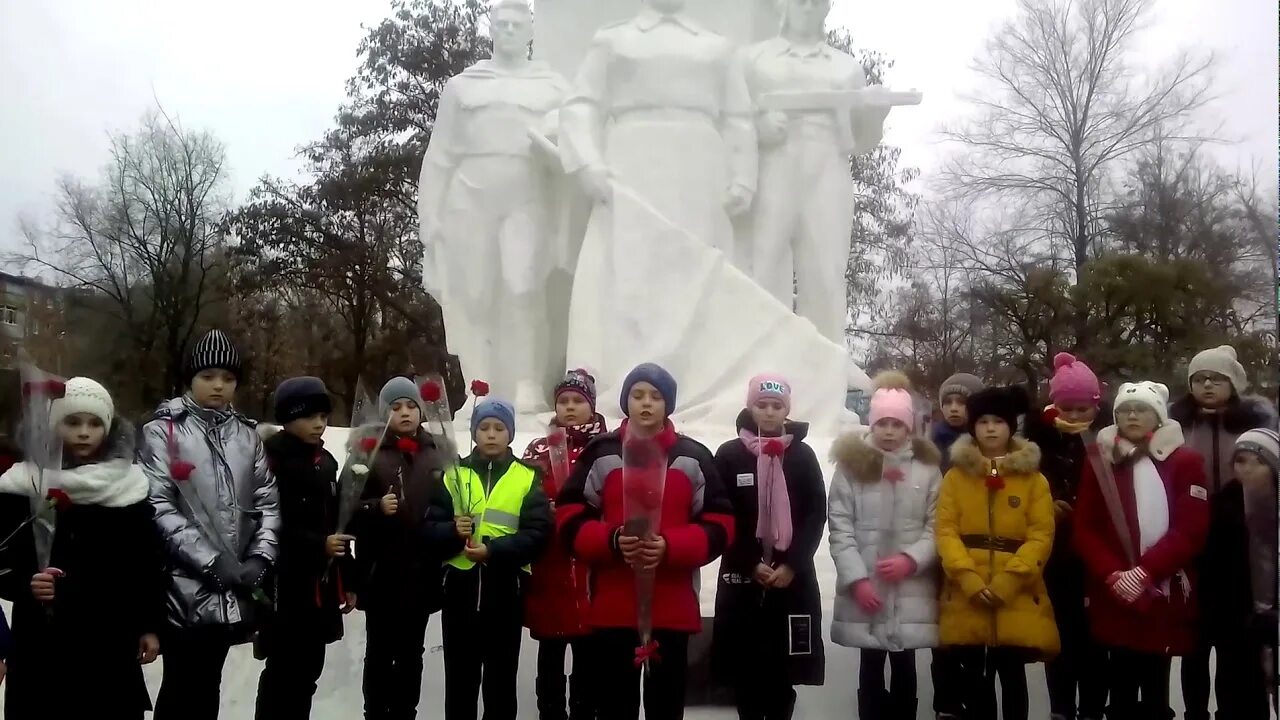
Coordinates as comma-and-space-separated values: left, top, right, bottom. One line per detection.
348, 428, 450, 613
260, 429, 347, 646
0, 487, 165, 716
423, 450, 552, 595
1023, 406, 1110, 633
1201, 480, 1269, 642
711, 410, 826, 687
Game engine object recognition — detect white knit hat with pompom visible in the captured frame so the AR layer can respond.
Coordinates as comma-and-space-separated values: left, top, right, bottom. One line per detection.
50, 377, 115, 429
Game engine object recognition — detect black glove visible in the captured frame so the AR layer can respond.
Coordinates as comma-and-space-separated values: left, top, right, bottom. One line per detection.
239, 557, 271, 591
207, 554, 242, 592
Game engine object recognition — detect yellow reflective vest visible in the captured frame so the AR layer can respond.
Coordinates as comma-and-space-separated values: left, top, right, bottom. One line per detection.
445, 458, 537, 572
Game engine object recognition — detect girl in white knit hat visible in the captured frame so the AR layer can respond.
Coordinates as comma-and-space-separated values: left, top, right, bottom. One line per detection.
0, 377, 166, 719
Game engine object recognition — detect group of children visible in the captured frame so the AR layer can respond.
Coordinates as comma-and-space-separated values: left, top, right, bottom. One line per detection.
0, 328, 1273, 720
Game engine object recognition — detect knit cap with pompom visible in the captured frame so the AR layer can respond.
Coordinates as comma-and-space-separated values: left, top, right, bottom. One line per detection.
869, 370, 915, 429
1048, 352, 1101, 406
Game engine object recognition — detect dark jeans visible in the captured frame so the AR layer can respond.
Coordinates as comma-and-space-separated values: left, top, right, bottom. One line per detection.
254, 625, 328, 720
363, 603, 433, 720
442, 568, 524, 720
952, 646, 1028, 720
859, 648, 917, 717
154, 625, 237, 720
1106, 647, 1171, 720
1045, 624, 1108, 718
1180, 638, 1270, 720
593, 628, 689, 720
536, 637, 595, 720
931, 647, 964, 716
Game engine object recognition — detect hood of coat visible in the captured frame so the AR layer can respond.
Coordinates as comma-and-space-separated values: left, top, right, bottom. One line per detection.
1096, 421, 1186, 462
153, 395, 256, 430
949, 434, 1042, 478
1169, 393, 1277, 435
734, 408, 810, 443
830, 428, 940, 483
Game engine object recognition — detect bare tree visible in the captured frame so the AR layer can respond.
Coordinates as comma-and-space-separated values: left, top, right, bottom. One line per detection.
18, 110, 229, 404
942, 0, 1214, 272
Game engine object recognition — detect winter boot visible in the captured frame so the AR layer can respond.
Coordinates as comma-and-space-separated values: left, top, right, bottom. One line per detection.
889, 694, 917, 720
858, 688, 889, 720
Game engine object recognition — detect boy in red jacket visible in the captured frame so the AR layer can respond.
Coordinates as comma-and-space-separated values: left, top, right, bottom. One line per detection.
1074, 381, 1210, 719
557, 363, 734, 720
522, 370, 609, 720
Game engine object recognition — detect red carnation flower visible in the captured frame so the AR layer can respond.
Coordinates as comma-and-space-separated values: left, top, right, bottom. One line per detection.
1041, 406, 1061, 424
470, 379, 490, 398
985, 471, 1005, 491
171, 460, 196, 482
359, 437, 378, 454
397, 437, 420, 454
21, 380, 66, 399
763, 439, 785, 457
547, 429, 567, 445
420, 381, 442, 403
46, 488, 71, 511
883, 467, 905, 482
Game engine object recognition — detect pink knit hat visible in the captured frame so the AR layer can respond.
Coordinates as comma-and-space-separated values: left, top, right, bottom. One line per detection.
1048, 352, 1101, 406
747, 373, 791, 414
868, 371, 915, 430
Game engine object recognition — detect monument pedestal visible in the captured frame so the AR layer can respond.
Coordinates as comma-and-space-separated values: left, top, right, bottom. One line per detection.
534, 0, 780, 77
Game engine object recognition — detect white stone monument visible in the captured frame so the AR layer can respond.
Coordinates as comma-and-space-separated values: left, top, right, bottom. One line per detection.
418, 0, 569, 411
421, 0, 920, 430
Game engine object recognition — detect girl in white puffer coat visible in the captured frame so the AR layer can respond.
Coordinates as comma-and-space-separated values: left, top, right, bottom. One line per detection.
829, 371, 942, 720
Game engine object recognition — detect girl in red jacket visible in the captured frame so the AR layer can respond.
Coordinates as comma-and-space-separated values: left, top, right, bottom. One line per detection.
557, 362, 734, 720
1074, 381, 1210, 719
522, 370, 608, 720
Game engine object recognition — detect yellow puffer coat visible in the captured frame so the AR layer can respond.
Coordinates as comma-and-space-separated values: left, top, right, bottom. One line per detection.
936, 435, 1060, 658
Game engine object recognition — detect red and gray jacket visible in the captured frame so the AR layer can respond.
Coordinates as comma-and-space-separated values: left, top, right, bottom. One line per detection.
556, 420, 734, 633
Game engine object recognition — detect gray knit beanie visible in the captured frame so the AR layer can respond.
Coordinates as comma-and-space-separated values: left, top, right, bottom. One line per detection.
378, 377, 421, 416
938, 373, 985, 406
1188, 345, 1248, 393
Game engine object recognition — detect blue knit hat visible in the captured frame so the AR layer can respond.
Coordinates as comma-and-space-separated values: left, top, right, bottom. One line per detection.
471, 397, 515, 441
378, 376, 421, 416
619, 363, 677, 417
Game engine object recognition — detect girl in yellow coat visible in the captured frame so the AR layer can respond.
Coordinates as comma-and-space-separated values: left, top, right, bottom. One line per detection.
936, 386, 1059, 720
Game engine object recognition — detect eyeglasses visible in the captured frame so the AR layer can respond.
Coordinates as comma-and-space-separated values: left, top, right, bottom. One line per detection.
1116, 405, 1155, 418
1190, 373, 1230, 387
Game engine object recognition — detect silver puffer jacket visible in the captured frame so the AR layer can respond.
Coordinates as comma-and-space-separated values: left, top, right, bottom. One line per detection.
140, 396, 280, 628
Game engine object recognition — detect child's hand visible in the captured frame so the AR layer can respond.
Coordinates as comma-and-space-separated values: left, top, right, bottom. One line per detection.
852, 579, 882, 613
1053, 499, 1073, 519
138, 633, 160, 664
753, 563, 774, 586
618, 535, 643, 566
767, 564, 795, 589
463, 543, 490, 564
638, 536, 667, 571
325, 534, 355, 558
973, 588, 1004, 608
31, 568, 62, 603
380, 493, 399, 516
342, 592, 359, 614
455, 516, 474, 539
875, 554, 916, 583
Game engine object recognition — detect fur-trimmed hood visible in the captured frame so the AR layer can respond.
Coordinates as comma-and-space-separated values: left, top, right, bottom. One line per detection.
1096, 421, 1186, 462
831, 428, 941, 483
948, 434, 1042, 478
1169, 393, 1277, 435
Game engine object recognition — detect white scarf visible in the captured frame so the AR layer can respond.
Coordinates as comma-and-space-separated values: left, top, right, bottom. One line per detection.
1132, 456, 1172, 593
0, 459, 150, 508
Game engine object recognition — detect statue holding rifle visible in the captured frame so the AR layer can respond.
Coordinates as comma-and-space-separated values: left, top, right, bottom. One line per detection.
740, 0, 922, 343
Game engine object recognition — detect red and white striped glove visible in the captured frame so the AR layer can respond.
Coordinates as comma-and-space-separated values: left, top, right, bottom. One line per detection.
1109, 566, 1150, 604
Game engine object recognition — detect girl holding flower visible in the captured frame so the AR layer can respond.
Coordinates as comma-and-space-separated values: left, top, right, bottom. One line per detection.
0, 377, 165, 719
349, 376, 454, 720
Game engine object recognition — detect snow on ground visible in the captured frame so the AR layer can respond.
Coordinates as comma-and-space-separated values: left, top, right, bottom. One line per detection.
1, 424, 1212, 717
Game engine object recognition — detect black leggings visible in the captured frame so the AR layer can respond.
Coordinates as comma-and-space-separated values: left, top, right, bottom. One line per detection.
859, 648, 917, 700
1106, 647, 1170, 719
951, 646, 1028, 720
154, 625, 237, 720
536, 637, 596, 720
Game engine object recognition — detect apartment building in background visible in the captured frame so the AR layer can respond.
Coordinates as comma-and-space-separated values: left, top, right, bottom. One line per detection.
0, 271, 63, 368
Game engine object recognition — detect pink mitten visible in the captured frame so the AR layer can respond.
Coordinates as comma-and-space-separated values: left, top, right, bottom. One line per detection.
875, 554, 916, 583
852, 579, 883, 613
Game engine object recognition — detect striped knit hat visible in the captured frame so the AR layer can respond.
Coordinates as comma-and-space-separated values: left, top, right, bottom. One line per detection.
185, 330, 243, 385
1236, 428, 1280, 477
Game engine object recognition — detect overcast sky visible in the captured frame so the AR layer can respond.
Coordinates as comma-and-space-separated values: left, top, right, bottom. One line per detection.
1, 0, 1275, 253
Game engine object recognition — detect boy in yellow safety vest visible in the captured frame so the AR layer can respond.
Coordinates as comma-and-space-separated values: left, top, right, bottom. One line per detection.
425, 396, 552, 720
